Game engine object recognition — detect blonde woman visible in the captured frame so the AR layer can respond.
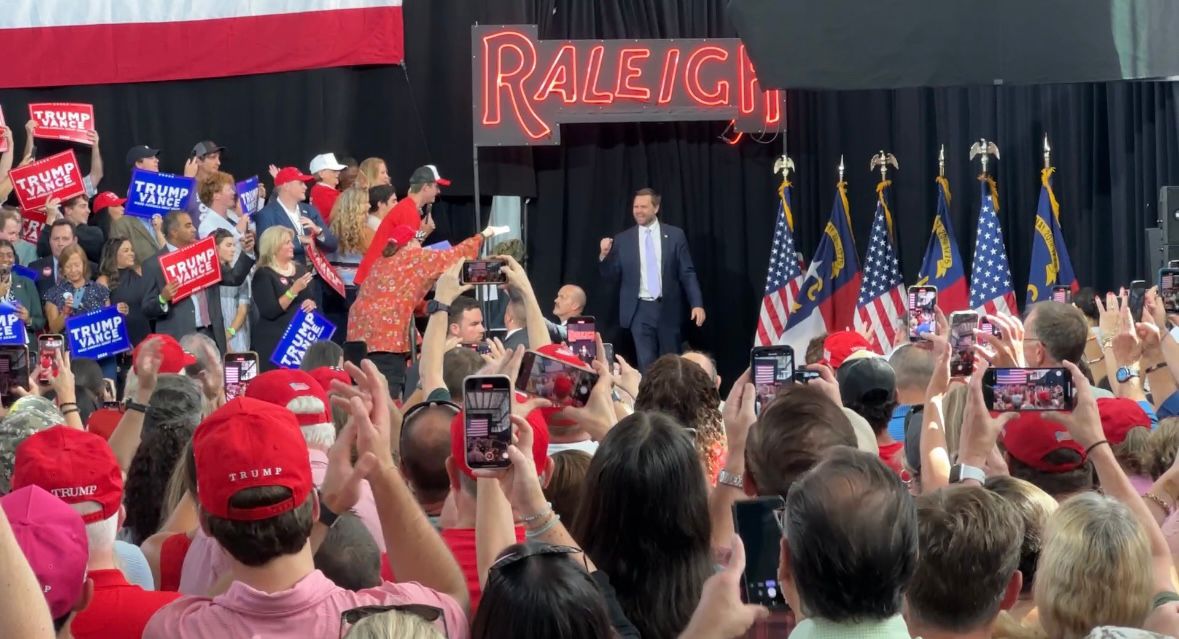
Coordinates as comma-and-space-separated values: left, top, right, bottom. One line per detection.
328, 186, 375, 286
342, 609, 444, 639
252, 226, 316, 371
356, 157, 390, 189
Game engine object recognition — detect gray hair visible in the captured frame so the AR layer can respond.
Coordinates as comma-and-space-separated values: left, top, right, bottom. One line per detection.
147, 375, 203, 433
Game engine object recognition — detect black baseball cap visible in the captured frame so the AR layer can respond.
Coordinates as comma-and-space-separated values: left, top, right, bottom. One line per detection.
126, 145, 159, 164
408, 164, 451, 187
836, 356, 897, 405
191, 140, 225, 158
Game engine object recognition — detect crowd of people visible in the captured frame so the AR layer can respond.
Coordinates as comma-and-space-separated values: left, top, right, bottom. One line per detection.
3, 118, 1179, 639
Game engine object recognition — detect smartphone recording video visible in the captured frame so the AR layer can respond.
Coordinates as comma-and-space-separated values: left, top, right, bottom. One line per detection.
0, 346, 30, 405
223, 352, 260, 402
732, 496, 789, 611
1051, 285, 1072, 304
1129, 280, 1148, 323
750, 346, 794, 414
908, 286, 938, 341
460, 260, 507, 285
566, 316, 596, 364
1162, 269, 1179, 314
949, 311, 979, 377
983, 368, 1074, 412
463, 375, 512, 469
517, 351, 598, 408
37, 334, 64, 384
343, 340, 367, 368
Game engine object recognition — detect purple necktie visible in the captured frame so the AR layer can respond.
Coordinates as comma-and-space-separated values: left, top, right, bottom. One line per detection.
644, 228, 661, 298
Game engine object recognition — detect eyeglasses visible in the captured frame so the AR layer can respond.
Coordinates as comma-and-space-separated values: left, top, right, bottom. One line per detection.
773, 505, 786, 533
339, 603, 446, 638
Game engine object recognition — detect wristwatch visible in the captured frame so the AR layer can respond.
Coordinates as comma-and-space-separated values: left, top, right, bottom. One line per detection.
1116, 366, 1139, 384
426, 300, 450, 315
317, 489, 340, 528
949, 463, 986, 484
717, 469, 744, 490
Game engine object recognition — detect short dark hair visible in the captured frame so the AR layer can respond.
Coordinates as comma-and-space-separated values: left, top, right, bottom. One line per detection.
313, 513, 380, 590
908, 486, 1024, 632
634, 187, 661, 207
210, 228, 234, 247
448, 296, 481, 329
399, 406, 454, 505
784, 446, 917, 622
442, 348, 484, 399
299, 340, 343, 371
985, 475, 1057, 594
746, 385, 856, 500
49, 218, 75, 237
1006, 452, 1094, 501
162, 211, 191, 241
62, 195, 87, 209
205, 487, 315, 566
1026, 301, 1088, 365
1075, 287, 1099, 321
368, 184, 396, 212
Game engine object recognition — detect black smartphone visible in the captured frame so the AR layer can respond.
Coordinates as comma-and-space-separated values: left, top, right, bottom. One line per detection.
732, 496, 789, 611
566, 316, 596, 364
0, 346, 30, 405
1129, 280, 1148, 323
750, 345, 794, 414
602, 342, 615, 366
1051, 285, 1073, 304
949, 311, 980, 377
36, 334, 64, 384
460, 259, 507, 285
516, 351, 598, 408
343, 340, 367, 368
102, 378, 118, 407
487, 327, 508, 343
223, 352, 260, 402
983, 368, 1075, 412
1160, 268, 1179, 313
461, 342, 492, 355
908, 285, 938, 341
793, 369, 820, 383
463, 375, 513, 469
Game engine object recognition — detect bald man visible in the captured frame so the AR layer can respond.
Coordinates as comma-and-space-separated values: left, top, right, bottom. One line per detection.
547, 284, 587, 343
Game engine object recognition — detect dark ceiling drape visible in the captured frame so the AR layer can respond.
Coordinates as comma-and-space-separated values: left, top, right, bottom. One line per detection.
3, 0, 1178, 387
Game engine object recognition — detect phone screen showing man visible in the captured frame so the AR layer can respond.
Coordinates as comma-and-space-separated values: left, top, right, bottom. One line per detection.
566, 317, 596, 364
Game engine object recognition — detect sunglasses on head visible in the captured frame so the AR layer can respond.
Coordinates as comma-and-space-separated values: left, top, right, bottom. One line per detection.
339, 603, 446, 638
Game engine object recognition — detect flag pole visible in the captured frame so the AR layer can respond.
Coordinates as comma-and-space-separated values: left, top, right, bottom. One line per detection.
969, 138, 1000, 177
869, 150, 898, 182
1043, 134, 1052, 170
938, 145, 945, 178
838, 155, 845, 183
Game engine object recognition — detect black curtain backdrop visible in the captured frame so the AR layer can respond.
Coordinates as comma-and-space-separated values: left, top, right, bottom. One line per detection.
4, 0, 1179, 388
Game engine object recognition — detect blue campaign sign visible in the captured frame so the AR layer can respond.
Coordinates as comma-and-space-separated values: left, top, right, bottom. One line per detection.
125, 168, 196, 218
0, 302, 27, 346
271, 309, 337, 369
11, 265, 36, 282
237, 175, 261, 214
65, 306, 131, 360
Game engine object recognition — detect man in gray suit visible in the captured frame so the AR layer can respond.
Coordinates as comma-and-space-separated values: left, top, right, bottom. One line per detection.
500, 290, 530, 351
140, 211, 254, 353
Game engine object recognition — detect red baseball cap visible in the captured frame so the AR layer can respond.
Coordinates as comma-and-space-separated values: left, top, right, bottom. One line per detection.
449, 407, 550, 480
274, 167, 316, 187
244, 369, 330, 429
132, 334, 197, 375
193, 398, 314, 521
0, 486, 89, 619
92, 191, 126, 213
823, 330, 874, 369
1097, 397, 1152, 445
11, 426, 123, 524
1001, 413, 1086, 472
308, 367, 352, 394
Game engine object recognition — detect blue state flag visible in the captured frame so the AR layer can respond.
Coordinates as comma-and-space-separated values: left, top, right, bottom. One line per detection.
126, 169, 196, 218
65, 306, 131, 359
272, 309, 337, 369
917, 177, 969, 313
0, 301, 27, 346
1026, 169, 1078, 305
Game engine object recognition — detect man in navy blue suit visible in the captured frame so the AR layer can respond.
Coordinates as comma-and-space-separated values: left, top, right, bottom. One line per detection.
254, 166, 338, 263
599, 187, 705, 371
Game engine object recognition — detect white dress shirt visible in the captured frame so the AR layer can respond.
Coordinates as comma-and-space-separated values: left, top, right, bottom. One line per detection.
279, 199, 304, 235
637, 219, 663, 300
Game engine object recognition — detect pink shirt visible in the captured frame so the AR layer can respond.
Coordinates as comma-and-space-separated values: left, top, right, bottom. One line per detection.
178, 449, 385, 596
145, 569, 466, 639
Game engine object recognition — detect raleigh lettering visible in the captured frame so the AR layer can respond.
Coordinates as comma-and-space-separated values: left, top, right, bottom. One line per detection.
133, 181, 191, 209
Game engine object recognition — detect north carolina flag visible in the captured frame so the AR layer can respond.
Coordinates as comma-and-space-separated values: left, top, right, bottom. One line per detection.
0, 1, 404, 89
916, 177, 969, 313
781, 182, 862, 354
1025, 168, 1079, 305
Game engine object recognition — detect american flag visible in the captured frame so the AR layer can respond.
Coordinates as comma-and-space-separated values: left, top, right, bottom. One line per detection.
995, 368, 1028, 386
467, 414, 490, 437
753, 362, 775, 385
756, 187, 805, 346
1164, 274, 1174, 289
969, 186, 1017, 317
854, 195, 906, 350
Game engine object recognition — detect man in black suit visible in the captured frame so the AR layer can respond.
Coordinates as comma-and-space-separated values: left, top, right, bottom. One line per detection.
35, 195, 105, 264
599, 187, 705, 371
140, 211, 254, 354
30, 220, 98, 300
500, 289, 530, 351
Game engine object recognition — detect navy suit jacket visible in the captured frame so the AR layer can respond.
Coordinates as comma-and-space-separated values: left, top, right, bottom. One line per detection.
253, 199, 338, 262
599, 221, 703, 328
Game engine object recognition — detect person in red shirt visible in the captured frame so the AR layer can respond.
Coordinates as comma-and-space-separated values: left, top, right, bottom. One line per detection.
10, 426, 181, 639
356, 164, 449, 283
308, 153, 347, 223
836, 355, 904, 474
